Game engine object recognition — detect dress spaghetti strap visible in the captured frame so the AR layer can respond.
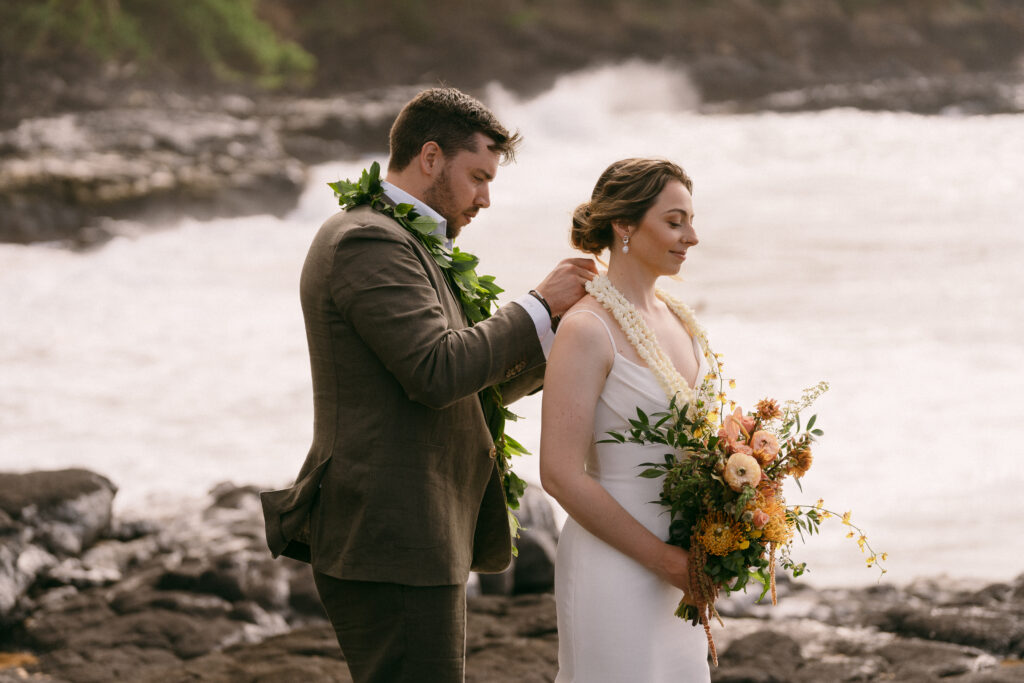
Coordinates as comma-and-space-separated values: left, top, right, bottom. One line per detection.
560, 309, 618, 355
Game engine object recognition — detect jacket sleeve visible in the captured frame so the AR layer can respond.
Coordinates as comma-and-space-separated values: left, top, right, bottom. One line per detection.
330, 223, 544, 410
498, 364, 545, 406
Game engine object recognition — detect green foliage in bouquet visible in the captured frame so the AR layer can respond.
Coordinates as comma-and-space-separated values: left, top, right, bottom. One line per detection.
603, 381, 886, 664
603, 394, 820, 597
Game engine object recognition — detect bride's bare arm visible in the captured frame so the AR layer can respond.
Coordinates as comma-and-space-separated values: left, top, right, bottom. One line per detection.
539, 310, 692, 595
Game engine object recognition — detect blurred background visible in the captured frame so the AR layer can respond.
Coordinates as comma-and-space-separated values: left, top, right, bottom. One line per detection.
1, 0, 1023, 588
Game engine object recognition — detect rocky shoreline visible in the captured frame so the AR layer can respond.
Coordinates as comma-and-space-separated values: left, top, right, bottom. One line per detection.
0, 86, 424, 247
3, 2, 1024, 247
1, 469, 1022, 682
4, 67, 1023, 248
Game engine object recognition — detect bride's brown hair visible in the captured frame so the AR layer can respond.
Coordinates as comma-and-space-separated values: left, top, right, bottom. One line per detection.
570, 158, 693, 255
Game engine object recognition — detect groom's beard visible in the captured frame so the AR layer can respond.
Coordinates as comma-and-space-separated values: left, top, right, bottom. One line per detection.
423, 168, 463, 240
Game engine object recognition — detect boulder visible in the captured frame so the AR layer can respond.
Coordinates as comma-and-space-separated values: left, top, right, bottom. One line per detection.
0, 469, 116, 623
0, 469, 116, 556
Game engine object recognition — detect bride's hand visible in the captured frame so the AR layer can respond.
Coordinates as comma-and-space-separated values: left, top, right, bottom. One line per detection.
650, 543, 692, 594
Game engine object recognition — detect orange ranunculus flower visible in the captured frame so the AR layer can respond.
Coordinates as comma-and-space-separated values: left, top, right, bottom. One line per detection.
749, 430, 780, 466
755, 398, 782, 421
789, 447, 814, 478
723, 453, 761, 492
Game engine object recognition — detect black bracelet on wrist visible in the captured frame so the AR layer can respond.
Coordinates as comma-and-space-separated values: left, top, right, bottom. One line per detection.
528, 289, 561, 330
528, 289, 553, 318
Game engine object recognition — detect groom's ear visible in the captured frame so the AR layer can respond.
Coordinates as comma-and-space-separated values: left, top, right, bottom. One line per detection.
418, 141, 444, 177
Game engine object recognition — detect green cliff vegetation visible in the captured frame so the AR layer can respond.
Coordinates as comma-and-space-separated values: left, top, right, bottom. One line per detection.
0, 0, 315, 88
0, 0, 1021, 96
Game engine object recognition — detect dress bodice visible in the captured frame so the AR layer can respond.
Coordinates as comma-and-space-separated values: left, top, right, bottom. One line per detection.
554, 308, 714, 683
570, 310, 712, 536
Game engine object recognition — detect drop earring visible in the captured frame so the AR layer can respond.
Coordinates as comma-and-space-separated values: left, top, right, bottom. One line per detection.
621, 234, 630, 254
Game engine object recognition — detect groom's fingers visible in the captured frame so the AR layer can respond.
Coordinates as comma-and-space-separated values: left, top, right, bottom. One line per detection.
562, 257, 599, 279
563, 257, 599, 272
534, 258, 601, 315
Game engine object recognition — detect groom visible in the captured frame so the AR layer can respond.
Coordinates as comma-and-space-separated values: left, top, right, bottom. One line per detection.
261, 87, 596, 682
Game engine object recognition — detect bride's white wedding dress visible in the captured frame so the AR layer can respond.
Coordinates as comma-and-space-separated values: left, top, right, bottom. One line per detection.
554, 310, 711, 682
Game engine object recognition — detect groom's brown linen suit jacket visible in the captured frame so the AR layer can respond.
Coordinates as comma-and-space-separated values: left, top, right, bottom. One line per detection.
261, 205, 545, 586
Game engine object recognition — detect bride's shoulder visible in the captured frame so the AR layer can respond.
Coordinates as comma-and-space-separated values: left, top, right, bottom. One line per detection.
553, 296, 616, 357
560, 295, 612, 327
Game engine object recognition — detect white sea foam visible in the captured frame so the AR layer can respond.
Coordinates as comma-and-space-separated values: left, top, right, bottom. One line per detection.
1, 63, 1022, 586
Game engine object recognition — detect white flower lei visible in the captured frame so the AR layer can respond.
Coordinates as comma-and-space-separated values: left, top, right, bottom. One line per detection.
586, 274, 718, 408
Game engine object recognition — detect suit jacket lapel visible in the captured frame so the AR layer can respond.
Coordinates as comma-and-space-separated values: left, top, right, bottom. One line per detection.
375, 199, 468, 326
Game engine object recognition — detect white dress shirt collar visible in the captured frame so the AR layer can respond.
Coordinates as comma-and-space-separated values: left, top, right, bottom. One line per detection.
381, 181, 450, 248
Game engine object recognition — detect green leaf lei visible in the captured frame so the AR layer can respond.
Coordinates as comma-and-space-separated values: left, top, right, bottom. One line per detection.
328, 162, 530, 551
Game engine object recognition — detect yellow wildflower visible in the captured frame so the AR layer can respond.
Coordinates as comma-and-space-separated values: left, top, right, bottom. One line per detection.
815, 499, 824, 509
729, 379, 737, 389
881, 553, 889, 561
846, 531, 855, 539
841, 511, 852, 526
857, 535, 867, 551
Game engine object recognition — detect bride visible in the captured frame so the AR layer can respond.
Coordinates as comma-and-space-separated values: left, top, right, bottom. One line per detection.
540, 158, 713, 681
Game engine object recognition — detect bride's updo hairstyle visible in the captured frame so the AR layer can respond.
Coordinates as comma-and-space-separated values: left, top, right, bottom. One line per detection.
570, 158, 693, 255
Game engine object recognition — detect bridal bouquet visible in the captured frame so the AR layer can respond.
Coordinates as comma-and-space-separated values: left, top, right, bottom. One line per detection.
605, 380, 885, 665
585, 274, 884, 665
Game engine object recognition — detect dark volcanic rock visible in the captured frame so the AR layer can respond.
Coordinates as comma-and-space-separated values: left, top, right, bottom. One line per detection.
0, 469, 116, 623
0, 109, 306, 245
713, 630, 803, 682
877, 603, 1024, 656
0, 469, 116, 556
0, 89, 414, 246
3, 471, 1024, 682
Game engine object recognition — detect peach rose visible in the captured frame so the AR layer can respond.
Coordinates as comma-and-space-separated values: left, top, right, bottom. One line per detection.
749, 430, 780, 466
752, 509, 770, 529
723, 453, 761, 492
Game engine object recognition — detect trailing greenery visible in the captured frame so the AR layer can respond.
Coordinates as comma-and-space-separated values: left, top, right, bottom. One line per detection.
0, 0, 314, 88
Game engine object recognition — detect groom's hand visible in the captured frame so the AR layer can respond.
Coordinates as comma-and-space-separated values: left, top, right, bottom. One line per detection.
534, 258, 599, 317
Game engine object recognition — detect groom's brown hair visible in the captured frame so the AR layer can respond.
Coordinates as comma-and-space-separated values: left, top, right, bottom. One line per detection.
388, 87, 521, 171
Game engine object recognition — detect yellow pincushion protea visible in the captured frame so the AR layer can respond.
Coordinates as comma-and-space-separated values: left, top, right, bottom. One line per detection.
696, 513, 747, 556
762, 507, 794, 544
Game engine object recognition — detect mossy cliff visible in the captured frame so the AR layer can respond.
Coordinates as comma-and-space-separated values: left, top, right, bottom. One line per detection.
2, 0, 1023, 124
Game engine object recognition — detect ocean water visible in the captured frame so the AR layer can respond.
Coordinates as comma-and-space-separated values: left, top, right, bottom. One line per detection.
2, 63, 1022, 587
